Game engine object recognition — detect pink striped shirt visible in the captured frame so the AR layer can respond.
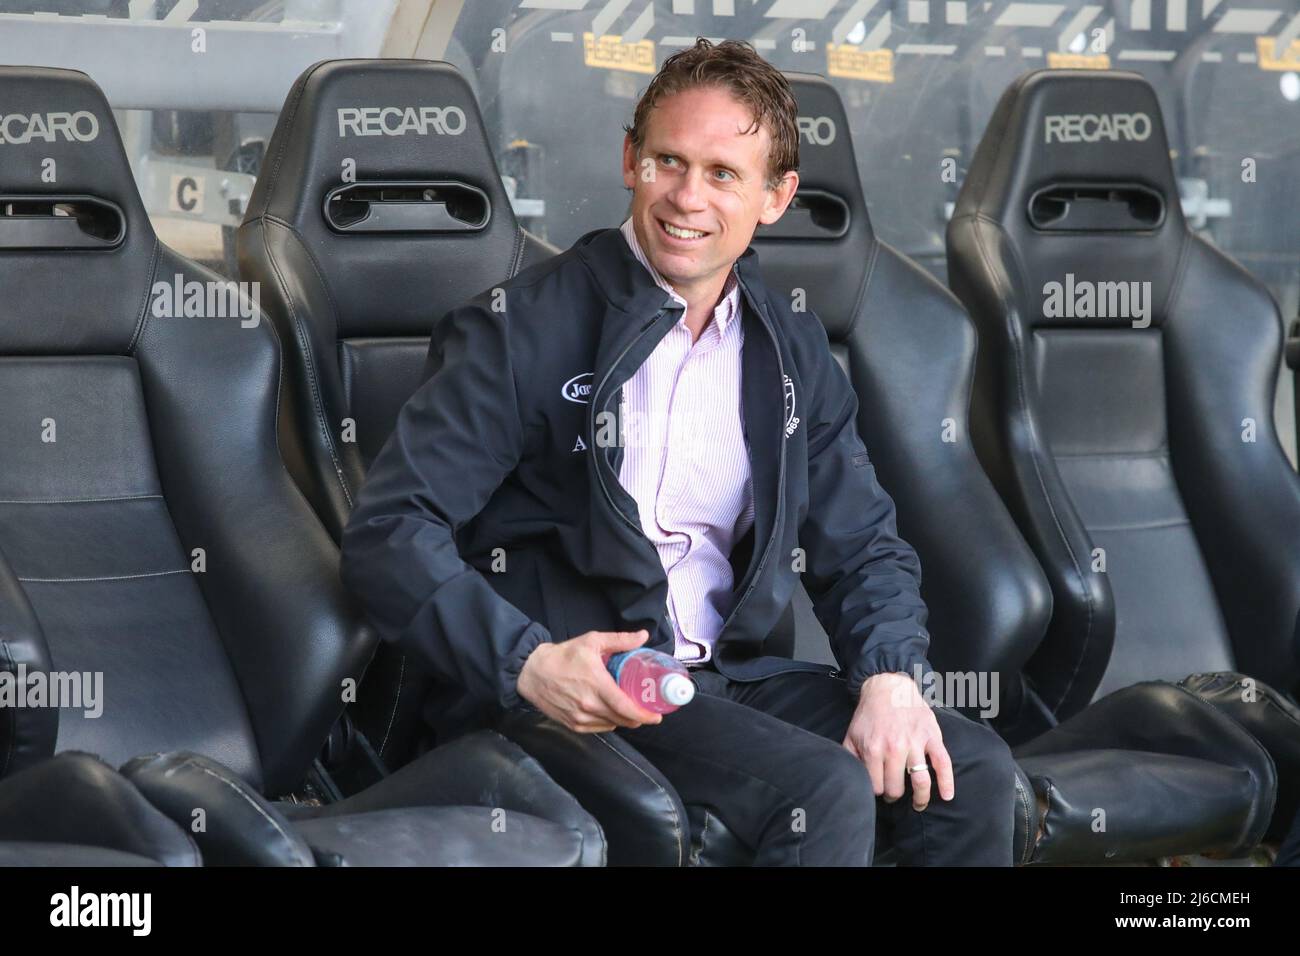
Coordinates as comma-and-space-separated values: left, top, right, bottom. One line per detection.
617, 218, 754, 664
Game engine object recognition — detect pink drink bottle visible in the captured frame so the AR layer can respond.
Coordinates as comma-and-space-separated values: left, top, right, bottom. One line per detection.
606, 649, 697, 714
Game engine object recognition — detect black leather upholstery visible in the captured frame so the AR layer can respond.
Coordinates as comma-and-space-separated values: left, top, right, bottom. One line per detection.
685, 804, 755, 867
1015, 681, 1275, 862
947, 69, 1300, 714
121, 752, 317, 867
0, 540, 56, 779
0, 68, 372, 795
237, 58, 558, 768
289, 807, 585, 867
0, 752, 199, 866
238, 58, 555, 540
751, 72, 1276, 863
286, 729, 604, 866
0, 66, 602, 867
496, 709, 687, 867
1178, 672, 1300, 844
125, 732, 604, 867
946, 69, 1300, 845
0, 844, 161, 867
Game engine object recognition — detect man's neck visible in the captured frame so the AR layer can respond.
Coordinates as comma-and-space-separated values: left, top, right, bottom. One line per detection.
620, 218, 734, 343
676, 277, 730, 342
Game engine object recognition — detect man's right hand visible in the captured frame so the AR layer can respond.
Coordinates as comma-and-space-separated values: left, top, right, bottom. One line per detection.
516, 629, 664, 733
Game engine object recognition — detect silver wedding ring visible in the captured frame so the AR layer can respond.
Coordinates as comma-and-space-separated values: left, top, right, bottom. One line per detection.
907, 763, 929, 775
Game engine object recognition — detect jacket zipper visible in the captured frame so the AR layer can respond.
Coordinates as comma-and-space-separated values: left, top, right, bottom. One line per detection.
590, 309, 675, 538
715, 305, 834, 678
716, 300, 786, 637
590, 289, 790, 657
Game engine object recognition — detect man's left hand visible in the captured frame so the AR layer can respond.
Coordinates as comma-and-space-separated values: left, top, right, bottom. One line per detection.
842, 673, 955, 812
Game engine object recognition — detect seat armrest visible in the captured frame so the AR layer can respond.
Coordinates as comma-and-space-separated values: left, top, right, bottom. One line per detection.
121, 751, 315, 866
307, 727, 606, 867
0, 752, 199, 866
686, 805, 752, 866
1178, 672, 1300, 842
496, 709, 686, 866
0, 843, 162, 866
291, 806, 588, 866
1015, 681, 1277, 859
1018, 749, 1264, 863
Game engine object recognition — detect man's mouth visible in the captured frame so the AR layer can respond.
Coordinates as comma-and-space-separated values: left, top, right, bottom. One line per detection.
658, 218, 709, 242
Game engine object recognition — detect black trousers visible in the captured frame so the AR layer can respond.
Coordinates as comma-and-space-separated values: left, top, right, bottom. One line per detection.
615, 663, 1017, 866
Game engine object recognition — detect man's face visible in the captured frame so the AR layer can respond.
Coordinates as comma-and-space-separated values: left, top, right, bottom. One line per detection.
621, 85, 799, 297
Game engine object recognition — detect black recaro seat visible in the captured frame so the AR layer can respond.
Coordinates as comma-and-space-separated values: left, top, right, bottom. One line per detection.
238, 58, 721, 866
0, 65, 602, 866
236, 58, 560, 771
748, 72, 1277, 864
947, 69, 1300, 842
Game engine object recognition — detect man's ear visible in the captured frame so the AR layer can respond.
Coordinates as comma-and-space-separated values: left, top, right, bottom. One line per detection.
758, 170, 801, 226
622, 134, 638, 190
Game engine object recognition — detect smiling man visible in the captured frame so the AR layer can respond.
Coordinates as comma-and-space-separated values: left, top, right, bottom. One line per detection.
342, 39, 1016, 865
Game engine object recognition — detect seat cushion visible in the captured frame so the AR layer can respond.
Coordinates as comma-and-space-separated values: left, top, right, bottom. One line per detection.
291, 807, 586, 866
0, 843, 161, 867
0, 751, 200, 867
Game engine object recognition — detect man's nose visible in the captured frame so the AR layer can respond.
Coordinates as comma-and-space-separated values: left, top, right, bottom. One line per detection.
667, 167, 709, 212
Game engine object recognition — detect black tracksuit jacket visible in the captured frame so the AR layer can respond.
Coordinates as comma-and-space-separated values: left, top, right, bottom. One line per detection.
341, 226, 932, 739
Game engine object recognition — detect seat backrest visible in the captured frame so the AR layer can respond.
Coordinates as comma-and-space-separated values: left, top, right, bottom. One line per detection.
238, 59, 557, 766
239, 58, 555, 542
0, 67, 373, 795
752, 73, 1053, 737
947, 69, 1300, 713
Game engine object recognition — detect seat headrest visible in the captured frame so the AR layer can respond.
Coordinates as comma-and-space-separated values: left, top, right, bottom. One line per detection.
751, 72, 874, 341
951, 70, 1187, 328
243, 59, 524, 337
0, 67, 160, 353
954, 69, 1181, 229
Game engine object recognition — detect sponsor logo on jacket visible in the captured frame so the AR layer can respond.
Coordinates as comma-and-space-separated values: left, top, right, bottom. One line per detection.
1043, 111, 1151, 144
561, 372, 594, 404
336, 106, 467, 137
783, 374, 800, 437
0, 110, 99, 144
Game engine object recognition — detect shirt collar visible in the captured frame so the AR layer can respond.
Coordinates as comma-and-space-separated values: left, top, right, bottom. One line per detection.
620, 217, 741, 334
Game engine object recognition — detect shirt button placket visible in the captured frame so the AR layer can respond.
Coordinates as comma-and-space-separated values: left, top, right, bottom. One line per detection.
658, 332, 691, 509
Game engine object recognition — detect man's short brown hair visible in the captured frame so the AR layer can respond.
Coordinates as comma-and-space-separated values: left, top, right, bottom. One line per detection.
623, 38, 799, 191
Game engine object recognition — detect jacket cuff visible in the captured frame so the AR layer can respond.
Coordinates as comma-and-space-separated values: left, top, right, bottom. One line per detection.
845, 641, 931, 698
498, 622, 553, 711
